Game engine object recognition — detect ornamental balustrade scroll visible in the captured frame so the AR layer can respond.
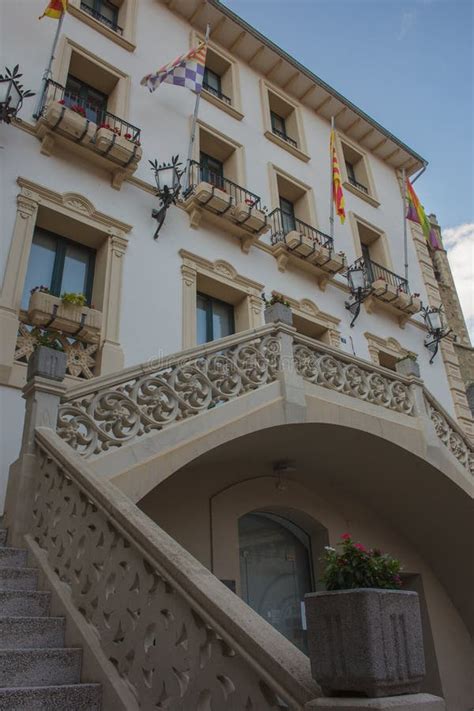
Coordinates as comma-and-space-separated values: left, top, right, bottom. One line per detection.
425, 397, 474, 474
57, 333, 281, 457
32, 441, 303, 710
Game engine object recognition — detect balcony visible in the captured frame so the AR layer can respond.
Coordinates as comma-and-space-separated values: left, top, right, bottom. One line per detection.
268, 208, 346, 290
36, 80, 142, 189
79, 1, 123, 34
348, 175, 369, 194
202, 81, 231, 106
181, 161, 270, 252
353, 256, 422, 324
272, 127, 298, 149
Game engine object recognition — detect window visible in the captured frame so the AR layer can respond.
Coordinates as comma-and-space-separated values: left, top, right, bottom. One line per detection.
21, 228, 95, 310
271, 111, 287, 140
203, 67, 222, 99
339, 139, 379, 206
197, 293, 234, 344
64, 75, 107, 124
261, 82, 309, 161
355, 220, 390, 274
80, 0, 121, 33
279, 196, 296, 233
239, 512, 313, 652
195, 38, 243, 118
200, 152, 225, 190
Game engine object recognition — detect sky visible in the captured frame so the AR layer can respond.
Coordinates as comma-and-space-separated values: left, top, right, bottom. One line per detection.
222, 0, 474, 339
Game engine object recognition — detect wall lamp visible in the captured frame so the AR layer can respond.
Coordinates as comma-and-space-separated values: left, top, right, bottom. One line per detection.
0, 65, 34, 124
149, 155, 184, 239
422, 305, 453, 363
344, 258, 372, 327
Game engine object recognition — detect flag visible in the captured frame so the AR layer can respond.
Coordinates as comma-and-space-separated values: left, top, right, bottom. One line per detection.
405, 177, 442, 250
141, 42, 207, 94
330, 129, 345, 224
39, 0, 67, 19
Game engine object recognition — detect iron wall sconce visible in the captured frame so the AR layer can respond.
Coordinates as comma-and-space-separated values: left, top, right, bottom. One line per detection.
344, 260, 371, 327
149, 155, 184, 239
0, 65, 34, 124
422, 305, 452, 363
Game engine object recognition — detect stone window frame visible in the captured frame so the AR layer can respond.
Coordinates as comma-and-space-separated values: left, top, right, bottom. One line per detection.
365, 333, 412, 371
179, 249, 263, 349
260, 79, 310, 162
347, 211, 393, 271
267, 163, 318, 229
335, 132, 380, 208
273, 294, 341, 348
0, 178, 131, 388
192, 119, 246, 188
67, 0, 138, 51
191, 30, 244, 121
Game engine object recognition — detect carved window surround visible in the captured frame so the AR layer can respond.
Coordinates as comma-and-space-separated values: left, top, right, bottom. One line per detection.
273, 293, 341, 348
179, 249, 264, 349
365, 333, 411, 370
0, 178, 131, 387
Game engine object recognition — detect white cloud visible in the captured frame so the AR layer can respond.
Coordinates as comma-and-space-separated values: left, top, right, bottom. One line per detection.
398, 9, 417, 40
442, 223, 474, 343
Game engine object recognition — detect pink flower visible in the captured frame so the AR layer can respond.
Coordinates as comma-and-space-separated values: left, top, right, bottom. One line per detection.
341, 533, 351, 540
354, 543, 367, 552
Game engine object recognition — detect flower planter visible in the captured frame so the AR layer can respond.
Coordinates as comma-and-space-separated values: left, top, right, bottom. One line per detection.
42, 101, 96, 144
396, 357, 420, 378
195, 181, 232, 213
232, 202, 268, 233
94, 127, 142, 166
27, 292, 102, 343
397, 291, 422, 314
305, 588, 425, 697
264, 303, 293, 326
371, 279, 399, 302
27, 345, 67, 382
313, 246, 346, 273
284, 230, 318, 258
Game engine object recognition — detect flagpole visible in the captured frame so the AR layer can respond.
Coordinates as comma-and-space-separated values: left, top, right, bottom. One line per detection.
329, 116, 335, 241
33, 11, 65, 119
402, 168, 408, 284
184, 23, 210, 192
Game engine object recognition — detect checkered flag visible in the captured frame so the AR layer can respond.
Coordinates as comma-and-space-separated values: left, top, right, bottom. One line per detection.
141, 42, 207, 94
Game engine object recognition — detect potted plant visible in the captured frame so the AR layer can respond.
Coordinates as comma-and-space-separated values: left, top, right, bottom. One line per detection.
41, 98, 95, 144
262, 292, 293, 326
232, 198, 268, 233
284, 230, 320, 260
27, 288, 102, 343
95, 123, 143, 165
305, 534, 425, 697
396, 352, 420, 378
313, 247, 346, 273
26, 328, 67, 382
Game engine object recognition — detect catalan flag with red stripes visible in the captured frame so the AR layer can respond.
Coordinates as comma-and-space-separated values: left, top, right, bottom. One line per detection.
141, 42, 207, 94
330, 129, 345, 224
39, 0, 67, 19
406, 177, 442, 250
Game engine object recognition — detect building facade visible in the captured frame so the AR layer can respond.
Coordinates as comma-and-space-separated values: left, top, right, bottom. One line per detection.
0, 1, 473, 709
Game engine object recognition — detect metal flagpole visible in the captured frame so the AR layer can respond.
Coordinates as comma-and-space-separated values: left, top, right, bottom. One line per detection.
402, 168, 408, 284
184, 23, 211, 192
329, 116, 335, 241
33, 11, 65, 119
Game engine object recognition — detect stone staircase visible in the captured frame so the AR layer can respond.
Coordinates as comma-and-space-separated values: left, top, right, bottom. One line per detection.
0, 527, 101, 710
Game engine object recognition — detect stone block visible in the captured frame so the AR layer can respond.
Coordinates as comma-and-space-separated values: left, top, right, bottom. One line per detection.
305, 693, 445, 710
396, 358, 421, 378
305, 589, 425, 697
26, 346, 67, 382
264, 303, 293, 326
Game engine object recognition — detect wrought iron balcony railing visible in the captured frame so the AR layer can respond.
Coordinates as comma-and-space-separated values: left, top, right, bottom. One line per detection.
80, 1, 124, 34
348, 175, 369, 194
39, 79, 141, 143
269, 207, 334, 250
355, 256, 409, 293
272, 127, 298, 148
202, 81, 231, 105
186, 160, 262, 209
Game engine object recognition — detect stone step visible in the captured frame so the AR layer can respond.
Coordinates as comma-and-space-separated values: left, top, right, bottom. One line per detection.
0, 649, 82, 687
0, 617, 65, 649
0, 591, 51, 617
0, 531, 7, 547
0, 684, 102, 710
0, 568, 37, 591
0, 548, 28, 568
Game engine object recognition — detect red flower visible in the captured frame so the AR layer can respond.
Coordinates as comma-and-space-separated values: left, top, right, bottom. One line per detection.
58, 99, 65, 105
341, 533, 351, 540
354, 543, 367, 552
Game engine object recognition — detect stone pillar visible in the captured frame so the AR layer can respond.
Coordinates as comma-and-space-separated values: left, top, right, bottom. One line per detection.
4, 348, 67, 548
275, 325, 307, 423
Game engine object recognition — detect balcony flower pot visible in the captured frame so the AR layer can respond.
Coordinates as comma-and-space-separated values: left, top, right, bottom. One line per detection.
42, 101, 96, 144
232, 201, 268, 233
27, 292, 102, 343
27, 344, 67, 382
264, 303, 293, 326
371, 278, 398, 302
396, 356, 420, 378
94, 127, 143, 166
305, 588, 425, 697
284, 230, 318, 258
314, 247, 346, 273
195, 181, 232, 213
397, 291, 422, 315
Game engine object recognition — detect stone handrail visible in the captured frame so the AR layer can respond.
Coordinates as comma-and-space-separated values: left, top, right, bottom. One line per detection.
424, 391, 474, 474
32, 428, 320, 710
292, 332, 415, 416
57, 325, 281, 457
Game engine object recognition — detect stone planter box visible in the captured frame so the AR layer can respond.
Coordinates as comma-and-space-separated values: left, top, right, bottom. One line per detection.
371, 279, 399, 302
284, 230, 319, 258
94, 127, 142, 166
232, 201, 268, 233
27, 345, 67, 382
195, 182, 232, 213
27, 292, 102, 343
42, 101, 96, 144
264, 303, 293, 326
305, 589, 425, 698
396, 357, 420, 378
397, 292, 422, 314
313, 247, 346, 273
